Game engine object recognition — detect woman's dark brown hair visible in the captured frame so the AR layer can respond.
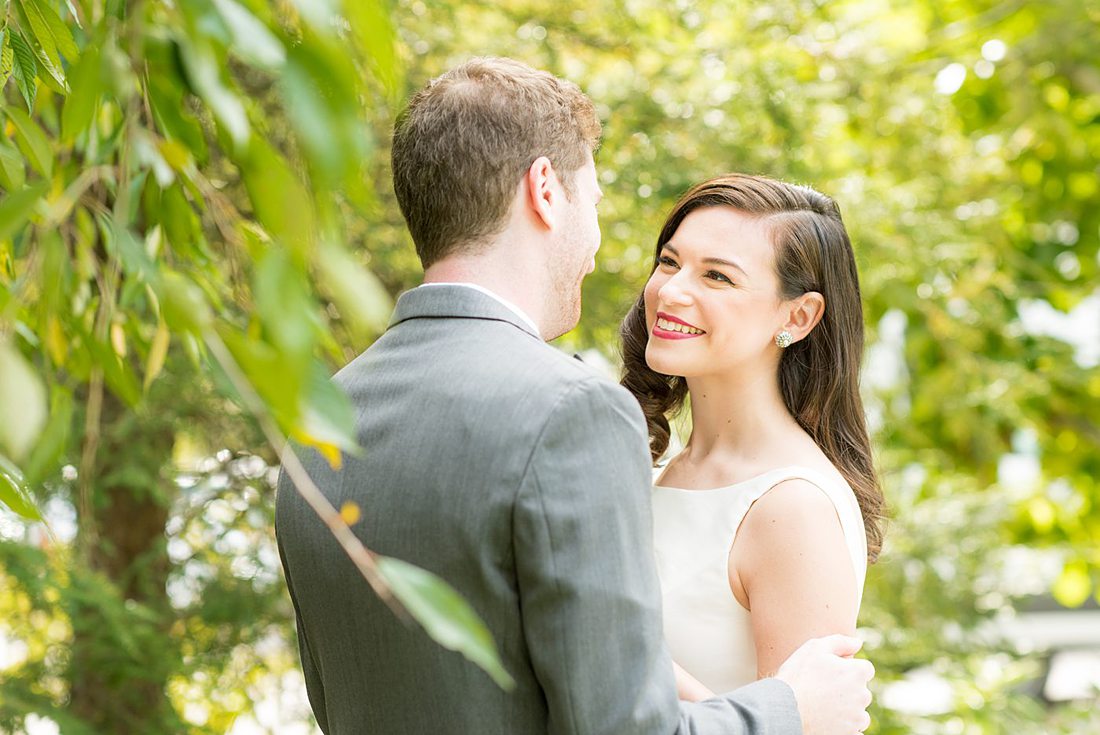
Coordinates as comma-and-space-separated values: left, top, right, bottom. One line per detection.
620, 173, 885, 562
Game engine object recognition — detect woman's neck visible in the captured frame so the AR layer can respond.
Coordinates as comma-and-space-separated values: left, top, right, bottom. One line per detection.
680, 364, 804, 466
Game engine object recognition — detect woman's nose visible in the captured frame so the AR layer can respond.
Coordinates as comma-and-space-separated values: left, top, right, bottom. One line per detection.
658, 274, 693, 306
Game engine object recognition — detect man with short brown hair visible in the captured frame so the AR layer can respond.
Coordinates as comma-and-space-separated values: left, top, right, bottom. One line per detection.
277, 57, 874, 734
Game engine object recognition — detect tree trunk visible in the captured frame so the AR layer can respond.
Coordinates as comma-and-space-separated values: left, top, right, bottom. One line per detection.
68, 387, 179, 734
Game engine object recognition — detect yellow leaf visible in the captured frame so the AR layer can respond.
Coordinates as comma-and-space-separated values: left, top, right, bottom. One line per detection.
144, 320, 170, 391
339, 501, 360, 526
317, 442, 342, 470
291, 429, 343, 470
158, 139, 192, 171
110, 322, 127, 357
45, 316, 66, 367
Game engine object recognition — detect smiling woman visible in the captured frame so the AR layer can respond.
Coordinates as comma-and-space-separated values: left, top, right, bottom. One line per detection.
620, 173, 886, 699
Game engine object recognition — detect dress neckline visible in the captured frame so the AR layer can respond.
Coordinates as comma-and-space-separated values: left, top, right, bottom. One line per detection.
653, 464, 838, 494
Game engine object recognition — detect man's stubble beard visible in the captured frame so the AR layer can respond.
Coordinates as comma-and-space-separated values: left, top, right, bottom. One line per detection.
543, 215, 588, 341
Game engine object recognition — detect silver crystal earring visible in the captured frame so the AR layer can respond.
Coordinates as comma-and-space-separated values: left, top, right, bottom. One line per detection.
775, 330, 793, 349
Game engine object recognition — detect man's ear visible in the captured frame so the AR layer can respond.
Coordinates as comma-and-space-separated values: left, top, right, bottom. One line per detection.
525, 156, 556, 230
782, 292, 825, 343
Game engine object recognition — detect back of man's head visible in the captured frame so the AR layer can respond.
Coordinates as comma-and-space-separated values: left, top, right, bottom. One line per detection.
391, 57, 601, 269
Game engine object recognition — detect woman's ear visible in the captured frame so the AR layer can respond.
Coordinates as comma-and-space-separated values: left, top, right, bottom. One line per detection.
782, 292, 825, 343
525, 156, 556, 230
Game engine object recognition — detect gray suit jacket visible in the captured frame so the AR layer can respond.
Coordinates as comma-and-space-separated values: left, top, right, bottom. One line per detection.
276, 284, 801, 734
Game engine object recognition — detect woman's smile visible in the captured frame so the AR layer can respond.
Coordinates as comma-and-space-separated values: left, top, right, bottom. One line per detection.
653, 311, 707, 339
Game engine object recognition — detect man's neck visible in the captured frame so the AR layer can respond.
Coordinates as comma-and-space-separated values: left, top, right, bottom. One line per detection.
424, 255, 548, 334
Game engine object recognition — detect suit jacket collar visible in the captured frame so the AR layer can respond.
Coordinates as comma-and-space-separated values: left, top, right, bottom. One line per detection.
388, 284, 542, 341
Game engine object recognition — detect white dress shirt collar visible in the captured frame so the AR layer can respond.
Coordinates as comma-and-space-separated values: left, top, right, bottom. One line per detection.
419, 282, 541, 338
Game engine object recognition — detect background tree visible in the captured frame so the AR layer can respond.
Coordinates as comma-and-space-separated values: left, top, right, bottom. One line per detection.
1, 0, 1098, 733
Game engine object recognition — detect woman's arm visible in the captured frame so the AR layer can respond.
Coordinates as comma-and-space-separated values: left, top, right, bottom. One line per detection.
673, 660, 716, 702
729, 479, 859, 678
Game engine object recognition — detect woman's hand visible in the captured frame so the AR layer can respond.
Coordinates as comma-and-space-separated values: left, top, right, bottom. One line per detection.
673, 661, 715, 702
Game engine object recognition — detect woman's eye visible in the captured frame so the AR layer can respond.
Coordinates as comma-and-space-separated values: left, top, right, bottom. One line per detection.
706, 270, 733, 284
657, 255, 679, 268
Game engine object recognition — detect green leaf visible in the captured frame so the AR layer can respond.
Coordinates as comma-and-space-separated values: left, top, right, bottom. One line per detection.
147, 67, 208, 160
254, 247, 318, 359
9, 30, 39, 112
287, 0, 339, 31
14, 0, 68, 93
61, 45, 101, 142
376, 555, 515, 690
31, 42, 68, 94
0, 453, 41, 520
281, 41, 370, 188
217, 327, 303, 428
238, 137, 314, 253
211, 0, 285, 69
158, 270, 213, 335
0, 337, 48, 462
343, 0, 402, 102
177, 36, 250, 148
294, 362, 359, 457
16, 0, 61, 66
0, 181, 48, 241
315, 242, 392, 340
158, 184, 201, 255
64, 0, 81, 29
23, 384, 73, 485
0, 139, 27, 191
0, 29, 13, 89
102, 219, 157, 282
80, 328, 141, 407
5, 106, 53, 178
31, 0, 79, 60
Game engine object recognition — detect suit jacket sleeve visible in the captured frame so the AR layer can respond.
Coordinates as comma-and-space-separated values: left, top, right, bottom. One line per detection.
513, 376, 802, 735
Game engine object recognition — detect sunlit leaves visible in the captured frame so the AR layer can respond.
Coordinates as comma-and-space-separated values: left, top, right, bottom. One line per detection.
0, 338, 47, 463
0, 452, 41, 520
253, 248, 319, 361
344, 0, 403, 103
0, 139, 26, 191
158, 271, 213, 335
176, 36, 250, 148
282, 39, 372, 192
22, 384, 72, 486
237, 137, 314, 253
376, 556, 516, 691
0, 181, 47, 241
1052, 560, 1092, 608
314, 242, 393, 343
144, 319, 170, 391
61, 45, 101, 143
210, 0, 285, 70
12, 0, 76, 94
4, 107, 52, 178
8, 30, 39, 111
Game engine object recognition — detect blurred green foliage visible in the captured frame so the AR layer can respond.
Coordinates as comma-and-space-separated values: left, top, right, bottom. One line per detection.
0, 0, 1098, 732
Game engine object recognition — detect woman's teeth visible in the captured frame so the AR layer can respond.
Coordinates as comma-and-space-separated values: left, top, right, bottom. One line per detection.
656, 317, 704, 335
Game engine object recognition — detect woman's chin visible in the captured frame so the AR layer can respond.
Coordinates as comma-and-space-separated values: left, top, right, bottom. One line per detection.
645, 348, 686, 378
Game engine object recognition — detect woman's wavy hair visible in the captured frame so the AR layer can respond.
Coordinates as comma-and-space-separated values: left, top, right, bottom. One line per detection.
620, 174, 885, 562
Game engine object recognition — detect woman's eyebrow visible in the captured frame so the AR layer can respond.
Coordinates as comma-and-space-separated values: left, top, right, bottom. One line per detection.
663, 244, 749, 277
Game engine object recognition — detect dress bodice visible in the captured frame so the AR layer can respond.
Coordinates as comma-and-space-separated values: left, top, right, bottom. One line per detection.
652, 465, 867, 693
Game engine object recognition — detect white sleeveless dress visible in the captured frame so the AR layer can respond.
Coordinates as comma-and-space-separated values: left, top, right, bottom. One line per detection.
652, 465, 868, 693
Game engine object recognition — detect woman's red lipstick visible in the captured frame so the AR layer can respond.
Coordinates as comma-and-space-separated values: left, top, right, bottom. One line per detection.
652, 311, 706, 340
